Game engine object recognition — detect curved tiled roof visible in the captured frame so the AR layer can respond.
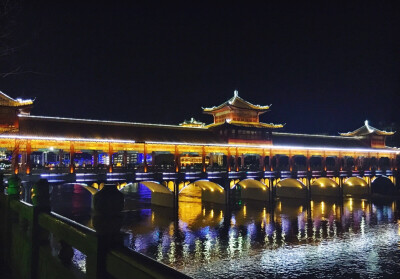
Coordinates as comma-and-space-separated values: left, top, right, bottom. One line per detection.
340, 121, 395, 137
203, 90, 271, 113
0, 91, 33, 107
17, 115, 224, 144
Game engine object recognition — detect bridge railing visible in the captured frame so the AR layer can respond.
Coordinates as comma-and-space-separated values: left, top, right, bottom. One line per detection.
0, 177, 191, 279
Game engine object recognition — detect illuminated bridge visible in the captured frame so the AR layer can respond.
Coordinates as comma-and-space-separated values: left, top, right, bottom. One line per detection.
0, 90, 399, 206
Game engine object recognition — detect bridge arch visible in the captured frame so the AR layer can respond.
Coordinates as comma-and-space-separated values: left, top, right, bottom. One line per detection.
310, 177, 340, 197
121, 181, 174, 207
233, 179, 269, 202
343, 177, 369, 196
180, 180, 225, 204
371, 176, 396, 195
71, 183, 99, 195
276, 178, 307, 199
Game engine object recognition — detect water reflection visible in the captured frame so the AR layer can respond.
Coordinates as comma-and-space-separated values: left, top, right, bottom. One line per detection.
121, 193, 400, 278
47, 183, 400, 279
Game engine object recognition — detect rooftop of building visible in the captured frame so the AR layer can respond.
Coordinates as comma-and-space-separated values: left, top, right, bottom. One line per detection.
0, 91, 34, 107
202, 90, 271, 114
340, 120, 395, 137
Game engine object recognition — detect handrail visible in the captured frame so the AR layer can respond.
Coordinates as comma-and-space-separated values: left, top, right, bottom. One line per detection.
0, 179, 193, 279
107, 247, 192, 279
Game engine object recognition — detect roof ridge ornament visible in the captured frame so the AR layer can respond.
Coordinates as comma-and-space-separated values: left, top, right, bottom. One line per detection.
234, 90, 239, 97
339, 120, 395, 137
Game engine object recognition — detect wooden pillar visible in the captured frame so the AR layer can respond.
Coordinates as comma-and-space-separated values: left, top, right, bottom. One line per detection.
322, 152, 326, 171
69, 142, 75, 174
235, 147, 239, 171
376, 152, 380, 170
338, 152, 342, 171
108, 142, 113, 173
275, 155, 280, 172
367, 152, 371, 170
58, 149, 64, 167
209, 153, 214, 168
306, 151, 310, 171
392, 154, 396, 171
11, 139, 19, 174
353, 152, 357, 171
93, 150, 98, 167
289, 150, 293, 171
26, 140, 32, 174
174, 145, 180, 173
269, 149, 272, 171
143, 143, 148, 172
260, 149, 265, 171
202, 146, 206, 173
123, 151, 128, 168
241, 153, 245, 170
359, 156, 363, 171
227, 148, 231, 172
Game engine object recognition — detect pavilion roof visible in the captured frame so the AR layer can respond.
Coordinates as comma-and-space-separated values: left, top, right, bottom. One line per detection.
0, 91, 33, 107
272, 132, 370, 149
203, 90, 271, 114
339, 121, 395, 137
16, 115, 224, 144
206, 120, 284, 129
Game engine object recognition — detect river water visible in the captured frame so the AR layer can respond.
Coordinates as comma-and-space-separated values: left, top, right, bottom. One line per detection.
49, 183, 400, 279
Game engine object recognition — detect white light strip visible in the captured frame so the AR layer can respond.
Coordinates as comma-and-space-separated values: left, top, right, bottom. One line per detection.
0, 135, 398, 154
19, 114, 206, 130
0, 134, 136, 144
273, 132, 363, 139
146, 141, 400, 153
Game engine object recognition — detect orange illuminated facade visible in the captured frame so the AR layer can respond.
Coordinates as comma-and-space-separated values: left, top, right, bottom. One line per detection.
0, 90, 398, 174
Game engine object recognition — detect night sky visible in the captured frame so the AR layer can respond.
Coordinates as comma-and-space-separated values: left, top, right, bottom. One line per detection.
1, 1, 399, 135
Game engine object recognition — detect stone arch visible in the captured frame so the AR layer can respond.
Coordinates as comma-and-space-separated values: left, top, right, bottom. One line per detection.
131, 181, 174, 207
235, 179, 269, 202
74, 183, 98, 195
139, 181, 173, 194
180, 180, 225, 204
310, 177, 339, 197
343, 177, 369, 196
276, 178, 307, 199
371, 176, 396, 195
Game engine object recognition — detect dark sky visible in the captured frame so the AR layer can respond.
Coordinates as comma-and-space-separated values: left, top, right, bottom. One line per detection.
1, 1, 399, 134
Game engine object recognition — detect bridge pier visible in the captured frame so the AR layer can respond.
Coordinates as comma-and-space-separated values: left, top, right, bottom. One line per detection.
224, 177, 230, 205
173, 180, 179, 209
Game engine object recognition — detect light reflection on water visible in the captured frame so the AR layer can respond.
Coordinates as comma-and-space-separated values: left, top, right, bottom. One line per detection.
49, 183, 400, 279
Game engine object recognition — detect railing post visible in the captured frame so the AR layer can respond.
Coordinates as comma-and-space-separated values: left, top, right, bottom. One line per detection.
91, 183, 125, 279
0, 173, 6, 263
3, 175, 20, 270
31, 179, 51, 279
0, 173, 4, 193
